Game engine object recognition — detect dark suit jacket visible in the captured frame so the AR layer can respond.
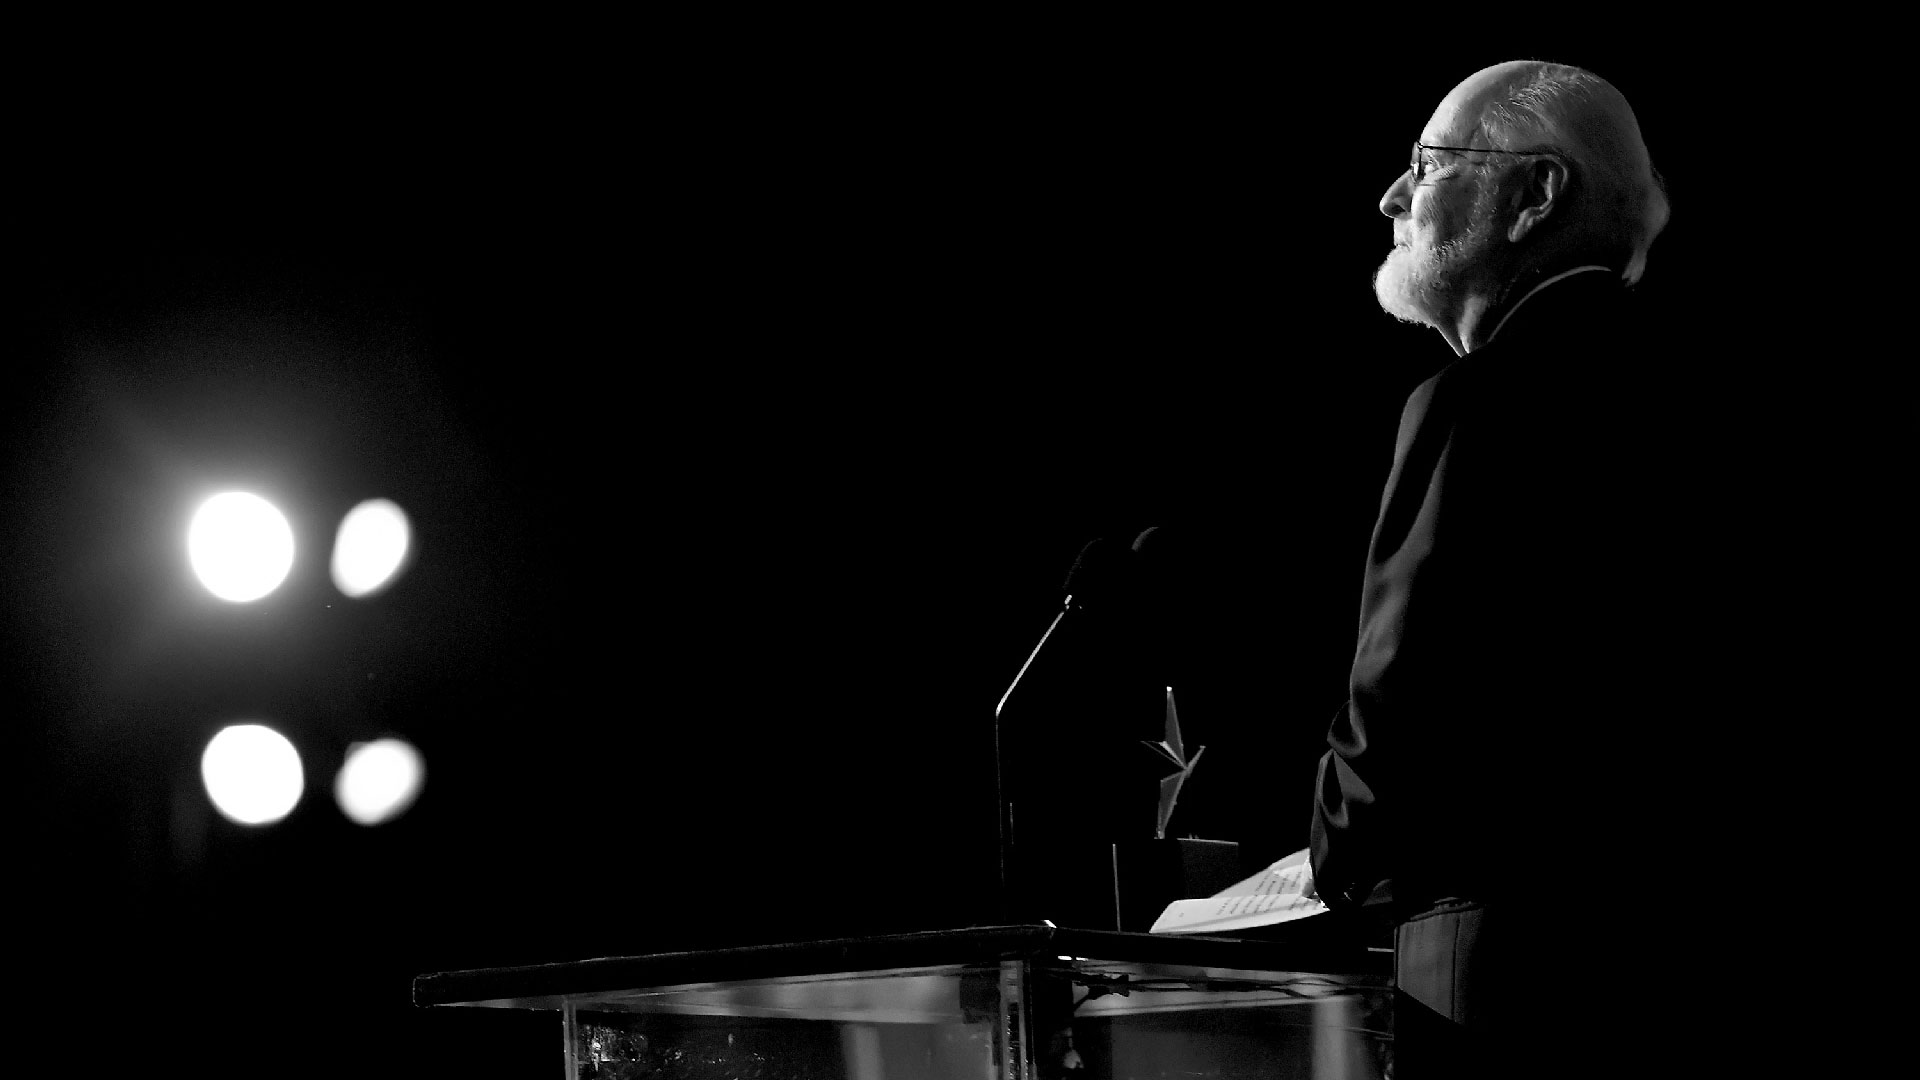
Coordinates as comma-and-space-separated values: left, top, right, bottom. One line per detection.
1305, 267, 1885, 1075
1310, 268, 1708, 921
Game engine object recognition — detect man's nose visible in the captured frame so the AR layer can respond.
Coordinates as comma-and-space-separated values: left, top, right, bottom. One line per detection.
1379, 171, 1412, 219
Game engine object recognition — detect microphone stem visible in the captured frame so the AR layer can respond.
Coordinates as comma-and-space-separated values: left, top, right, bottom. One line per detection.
995, 596, 1074, 720
993, 594, 1077, 923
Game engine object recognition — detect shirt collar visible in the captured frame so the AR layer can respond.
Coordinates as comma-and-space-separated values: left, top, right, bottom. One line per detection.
1480, 265, 1614, 348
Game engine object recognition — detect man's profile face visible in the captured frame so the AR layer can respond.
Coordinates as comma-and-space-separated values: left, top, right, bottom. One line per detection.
1373, 77, 1507, 329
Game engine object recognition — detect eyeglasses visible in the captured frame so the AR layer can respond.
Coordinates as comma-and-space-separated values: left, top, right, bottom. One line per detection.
1410, 142, 1558, 184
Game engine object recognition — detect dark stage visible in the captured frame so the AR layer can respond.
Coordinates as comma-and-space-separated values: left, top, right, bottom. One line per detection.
7, 36, 1832, 1077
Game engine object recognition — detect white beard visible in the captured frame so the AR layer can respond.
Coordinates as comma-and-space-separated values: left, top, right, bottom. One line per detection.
1372, 244, 1436, 327
1373, 194, 1497, 329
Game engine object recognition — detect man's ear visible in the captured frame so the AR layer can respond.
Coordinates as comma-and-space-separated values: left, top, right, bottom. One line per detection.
1507, 156, 1569, 243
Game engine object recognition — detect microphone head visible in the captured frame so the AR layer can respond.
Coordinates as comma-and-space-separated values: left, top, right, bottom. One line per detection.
1062, 537, 1114, 594
1062, 529, 1160, 602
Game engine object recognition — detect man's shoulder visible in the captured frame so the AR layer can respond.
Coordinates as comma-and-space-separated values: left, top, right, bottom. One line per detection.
1466, 276, 1692, 394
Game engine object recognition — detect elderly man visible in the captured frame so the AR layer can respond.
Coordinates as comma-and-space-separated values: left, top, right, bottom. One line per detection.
1307, 62, 1697, 1076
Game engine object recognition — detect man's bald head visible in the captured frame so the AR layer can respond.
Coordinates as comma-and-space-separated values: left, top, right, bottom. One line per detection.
1455, 61, 1669, 284
1373, 61, 1670, 351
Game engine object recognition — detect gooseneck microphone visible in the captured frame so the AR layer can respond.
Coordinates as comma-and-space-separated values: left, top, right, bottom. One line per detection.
992, 529, 1158, 922
995, 538, 1114, 719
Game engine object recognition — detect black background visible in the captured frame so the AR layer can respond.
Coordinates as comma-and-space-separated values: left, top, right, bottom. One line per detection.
5, 28, 1783, 1077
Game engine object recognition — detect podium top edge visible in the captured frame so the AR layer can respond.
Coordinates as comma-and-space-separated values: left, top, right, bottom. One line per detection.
412, 923, 1387, 1008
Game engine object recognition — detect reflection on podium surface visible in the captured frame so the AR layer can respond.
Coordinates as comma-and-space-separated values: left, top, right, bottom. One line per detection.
416, 925, 1393, 1079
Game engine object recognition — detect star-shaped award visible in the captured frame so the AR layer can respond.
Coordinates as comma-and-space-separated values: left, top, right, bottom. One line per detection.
1142, 686, 1204, 840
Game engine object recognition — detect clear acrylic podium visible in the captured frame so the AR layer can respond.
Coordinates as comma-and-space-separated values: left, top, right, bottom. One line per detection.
414, 924, 1393, 1079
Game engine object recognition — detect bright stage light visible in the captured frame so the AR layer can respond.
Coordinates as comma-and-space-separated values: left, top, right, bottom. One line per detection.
334, 738, 425, 825
188, 492, 295, 602
201, 723, 305, 826
331, 498, 411, 598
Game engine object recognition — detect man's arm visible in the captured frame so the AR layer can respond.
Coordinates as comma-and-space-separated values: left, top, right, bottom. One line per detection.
1308, 369, 1464, 913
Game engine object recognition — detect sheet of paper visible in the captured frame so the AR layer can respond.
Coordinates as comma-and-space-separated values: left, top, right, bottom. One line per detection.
1149, 846, 1329, 934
